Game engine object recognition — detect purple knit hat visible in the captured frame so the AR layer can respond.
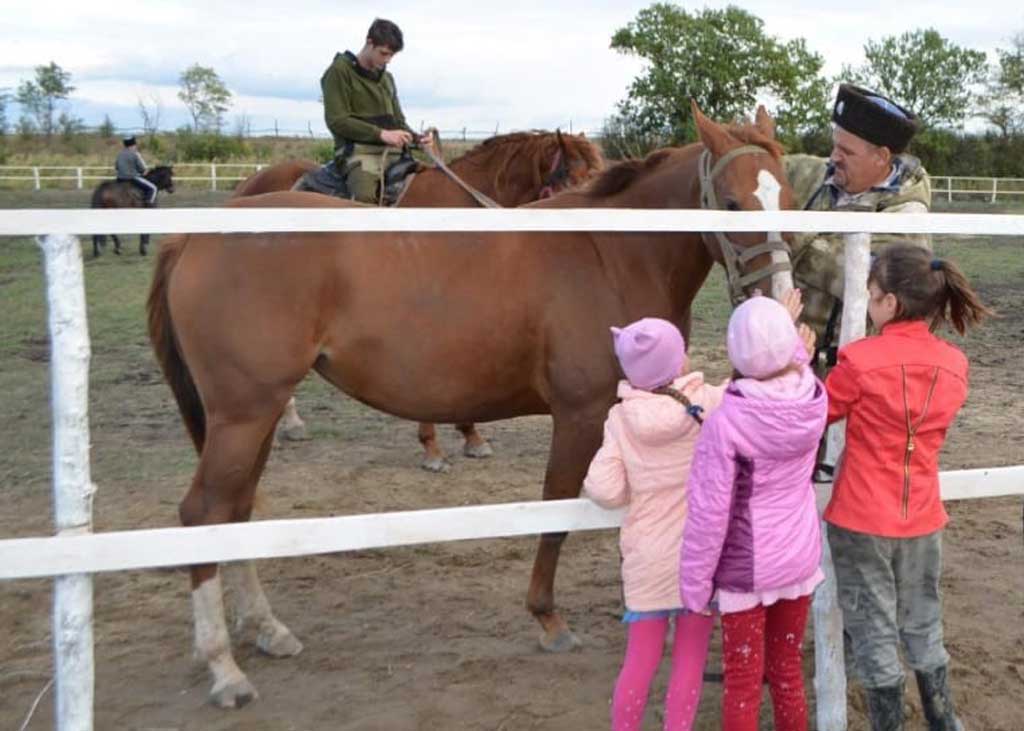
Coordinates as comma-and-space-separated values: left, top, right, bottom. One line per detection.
611, 318, 687, 390
726, 297, 803, 379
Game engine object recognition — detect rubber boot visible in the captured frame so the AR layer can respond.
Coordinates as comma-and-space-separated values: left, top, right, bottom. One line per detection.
915, 665, 965, 731
865, 681, 905, 731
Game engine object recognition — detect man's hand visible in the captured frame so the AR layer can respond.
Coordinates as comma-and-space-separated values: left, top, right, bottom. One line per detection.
380, 129, 413, 148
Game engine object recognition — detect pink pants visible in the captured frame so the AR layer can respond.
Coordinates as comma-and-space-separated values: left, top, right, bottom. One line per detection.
720, 596, 811, 731
611, 612, 714, 731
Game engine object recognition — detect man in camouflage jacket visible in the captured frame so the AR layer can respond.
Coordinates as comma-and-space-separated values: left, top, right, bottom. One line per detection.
785, 84, 929, 367
320, 18, 431, 203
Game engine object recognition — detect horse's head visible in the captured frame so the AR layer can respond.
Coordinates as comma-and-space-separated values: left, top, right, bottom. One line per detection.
692, 101, 795, 305
539, 130, 605, 198
148, 165, 176, 193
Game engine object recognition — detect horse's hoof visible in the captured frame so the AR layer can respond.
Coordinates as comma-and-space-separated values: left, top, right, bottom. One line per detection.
257, 625, 303, 658
539, 628, 581, 653
279, 424, 310, 442
463, 441, 494, 459
421, 456, 450, 473
209, 676, 259, 709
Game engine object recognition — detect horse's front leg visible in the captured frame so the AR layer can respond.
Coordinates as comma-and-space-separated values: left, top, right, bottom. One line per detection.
527, 407, 605, 652
93, 234, 104, 258
455, 423, 493, 459
139, 233, 149, 256
111, 234, 122, 255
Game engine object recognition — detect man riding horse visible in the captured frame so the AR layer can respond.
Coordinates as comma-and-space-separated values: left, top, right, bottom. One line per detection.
115, 135, 159, 207
785, 83, 929, 371
318, 17, 434, 203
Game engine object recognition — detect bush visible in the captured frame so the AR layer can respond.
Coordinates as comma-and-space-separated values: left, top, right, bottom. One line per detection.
311, 140, 335, 163
173, 128, 250, 161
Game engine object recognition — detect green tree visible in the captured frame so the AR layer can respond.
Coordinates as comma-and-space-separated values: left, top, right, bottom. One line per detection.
98, 114, 116, 139
15, 61, 76, 138
178, 64, 232, 132
606, 4, 831, 154
979, 32, 1024, 138
843, 29, 987, 128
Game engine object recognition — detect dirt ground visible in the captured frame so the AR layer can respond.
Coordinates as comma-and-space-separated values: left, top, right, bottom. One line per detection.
1, 206, 1022, 729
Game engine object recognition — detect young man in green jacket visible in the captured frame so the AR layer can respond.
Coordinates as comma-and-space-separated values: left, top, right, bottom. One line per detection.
320, 18, 432, 203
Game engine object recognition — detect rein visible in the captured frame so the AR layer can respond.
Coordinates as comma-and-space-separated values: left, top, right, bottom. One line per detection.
422, 144, 501, 209
698, 145, 792, 306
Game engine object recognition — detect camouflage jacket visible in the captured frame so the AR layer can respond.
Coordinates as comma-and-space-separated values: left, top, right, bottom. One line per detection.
321, 51, 414, 156
782, 154, 932, 337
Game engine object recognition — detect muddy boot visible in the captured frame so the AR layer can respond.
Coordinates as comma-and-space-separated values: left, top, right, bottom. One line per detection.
915, 665, 964, 731
865, 681, 905, 731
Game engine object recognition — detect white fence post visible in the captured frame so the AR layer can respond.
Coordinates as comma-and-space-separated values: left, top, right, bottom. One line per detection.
76, 168, 83, 190
33, 166, 41, 191
991, 178, 998, 204
39, 234, 96, 731
813, 231, 870, 731
211, 164, 218, 192
946, 177, 952, 204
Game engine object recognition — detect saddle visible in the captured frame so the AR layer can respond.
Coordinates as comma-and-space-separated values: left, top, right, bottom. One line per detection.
298, 148, 420, 205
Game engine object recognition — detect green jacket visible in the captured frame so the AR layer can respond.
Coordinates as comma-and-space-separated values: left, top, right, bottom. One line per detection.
320, 51, 414, 155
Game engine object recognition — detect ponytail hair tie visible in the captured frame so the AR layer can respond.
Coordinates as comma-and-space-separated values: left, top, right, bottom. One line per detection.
930, 258, 943, 271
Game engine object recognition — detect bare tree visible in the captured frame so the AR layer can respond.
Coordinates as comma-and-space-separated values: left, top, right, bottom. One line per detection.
137, 93, 163, 136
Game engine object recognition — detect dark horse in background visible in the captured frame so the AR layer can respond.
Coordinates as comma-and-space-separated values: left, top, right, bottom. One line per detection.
90, 165, 175, 257
147, 105, 795, 708
233, 131, 605, 471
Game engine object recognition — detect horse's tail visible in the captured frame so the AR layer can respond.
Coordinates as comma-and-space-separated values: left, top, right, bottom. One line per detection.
146, 234, 206, 452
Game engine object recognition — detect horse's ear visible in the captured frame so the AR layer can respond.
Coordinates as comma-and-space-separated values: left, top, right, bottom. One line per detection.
555, 128, 566, 149
691, 100, 732, 157
755, 105, 776, 140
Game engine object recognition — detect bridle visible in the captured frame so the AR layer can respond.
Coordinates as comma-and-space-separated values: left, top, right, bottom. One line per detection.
539, 149, 569, 199
698, 145, 792, 306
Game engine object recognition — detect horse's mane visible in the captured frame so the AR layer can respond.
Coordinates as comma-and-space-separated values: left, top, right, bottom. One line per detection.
724, 122, 785, 159
586, 149, 674, 198
454, 131, 603, 173
585, 123, 783, 199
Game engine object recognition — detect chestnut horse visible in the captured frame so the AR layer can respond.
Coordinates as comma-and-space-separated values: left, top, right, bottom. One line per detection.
234, 131, 605, 471
147, 106, 794, 707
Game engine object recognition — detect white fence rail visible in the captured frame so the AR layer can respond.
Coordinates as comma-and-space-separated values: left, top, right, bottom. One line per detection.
4, 165, 1024, 201
4, 208, 1022, 731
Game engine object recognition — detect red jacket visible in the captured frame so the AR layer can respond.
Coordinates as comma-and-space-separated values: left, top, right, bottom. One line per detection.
824, 320, 968, 537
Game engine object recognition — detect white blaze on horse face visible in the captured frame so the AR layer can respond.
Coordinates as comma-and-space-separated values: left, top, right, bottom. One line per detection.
753, 169, 794, 300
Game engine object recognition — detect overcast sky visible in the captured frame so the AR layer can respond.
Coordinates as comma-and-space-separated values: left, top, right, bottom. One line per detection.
0, 1, 1019, 138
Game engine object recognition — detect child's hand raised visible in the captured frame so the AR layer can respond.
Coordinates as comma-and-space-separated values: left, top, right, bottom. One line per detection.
797, 323, 816, 355
780, 288, 804, 323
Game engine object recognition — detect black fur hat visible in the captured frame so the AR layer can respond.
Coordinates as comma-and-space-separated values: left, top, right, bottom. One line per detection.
832, 84, 920, 153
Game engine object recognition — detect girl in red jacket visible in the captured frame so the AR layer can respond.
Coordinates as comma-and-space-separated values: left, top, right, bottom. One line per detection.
824, 245, 992, 731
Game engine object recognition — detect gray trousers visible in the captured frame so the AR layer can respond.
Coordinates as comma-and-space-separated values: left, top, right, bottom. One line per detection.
828, 524, 950, 689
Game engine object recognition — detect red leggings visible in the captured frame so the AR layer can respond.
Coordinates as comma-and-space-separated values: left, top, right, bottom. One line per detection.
720, 595, 811, 731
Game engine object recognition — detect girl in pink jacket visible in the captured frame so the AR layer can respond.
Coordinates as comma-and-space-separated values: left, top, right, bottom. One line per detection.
584, 317, 726, 731
680, 296, 826, 731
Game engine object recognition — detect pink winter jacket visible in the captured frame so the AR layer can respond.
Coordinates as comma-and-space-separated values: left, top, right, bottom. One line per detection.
680, 373, 827, 613
583, 372, 726, 612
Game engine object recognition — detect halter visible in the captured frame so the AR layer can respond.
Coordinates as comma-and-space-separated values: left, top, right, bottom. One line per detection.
698, 145, 792, 306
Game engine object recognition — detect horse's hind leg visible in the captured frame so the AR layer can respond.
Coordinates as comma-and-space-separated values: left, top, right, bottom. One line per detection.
181, 408, 286, 708
139, 233, 149, 256
527, 408, 605, 652
225, 428, 302, 658
456, 423, 493, 459
418, 422, 450, 472
277, 396, 309, 441
93, 235, 104, 258
112, 234, 122, 255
